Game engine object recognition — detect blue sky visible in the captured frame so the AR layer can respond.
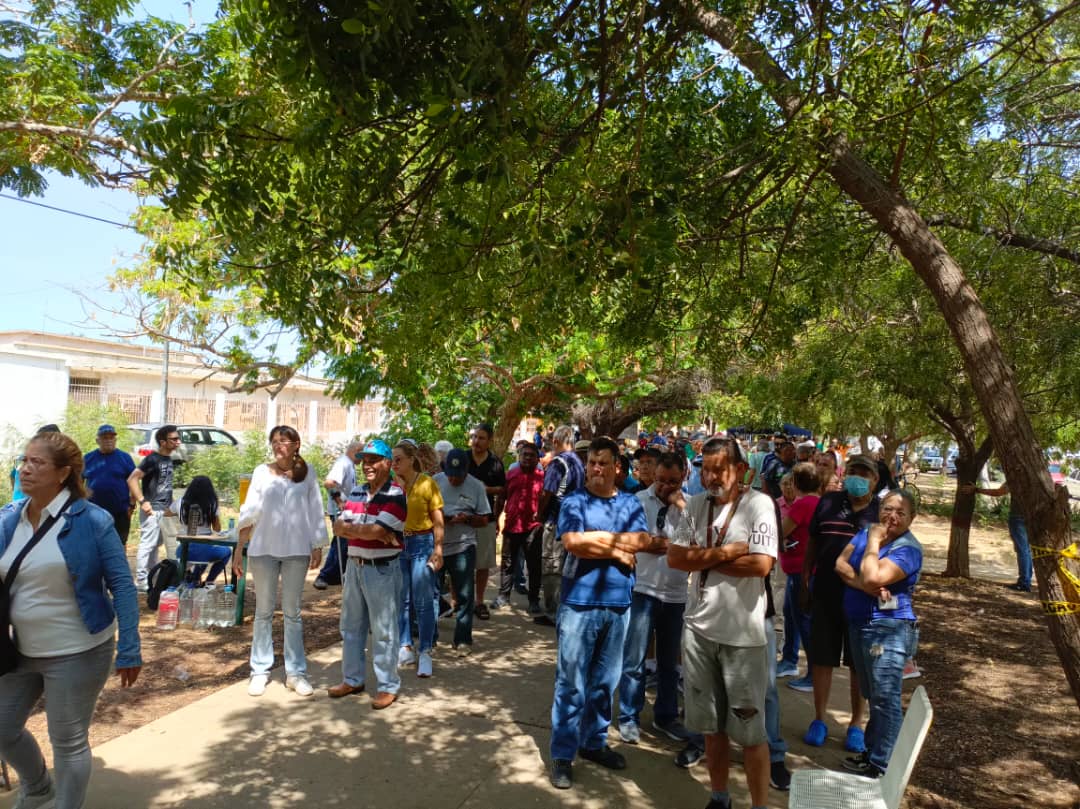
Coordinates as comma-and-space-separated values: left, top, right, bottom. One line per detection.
0, 176, 144, 337
0, 1, 212, 341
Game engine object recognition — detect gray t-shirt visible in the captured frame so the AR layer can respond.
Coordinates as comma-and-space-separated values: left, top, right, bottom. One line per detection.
433, 472, 491, 556
673, 488, 778, 647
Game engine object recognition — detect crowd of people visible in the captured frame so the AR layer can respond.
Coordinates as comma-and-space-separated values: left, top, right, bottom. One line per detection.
0, 420, 926, 809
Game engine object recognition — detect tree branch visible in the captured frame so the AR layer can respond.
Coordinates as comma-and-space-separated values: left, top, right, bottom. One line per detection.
925, 214, 1080, 265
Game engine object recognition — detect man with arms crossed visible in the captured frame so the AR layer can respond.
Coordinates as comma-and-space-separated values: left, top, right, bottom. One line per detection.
548, 436, 659, 790
668, 436, 778, 809
329, 439, 407, 709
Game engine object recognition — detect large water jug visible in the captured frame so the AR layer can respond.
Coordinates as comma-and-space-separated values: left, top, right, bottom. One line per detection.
178, 585, 194, 626
219, 585, 236, 627
199, 585, 217, 629
156, 587, 179, 630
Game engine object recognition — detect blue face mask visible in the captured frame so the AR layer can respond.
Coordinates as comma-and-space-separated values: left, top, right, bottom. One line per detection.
844, 475, 872, 498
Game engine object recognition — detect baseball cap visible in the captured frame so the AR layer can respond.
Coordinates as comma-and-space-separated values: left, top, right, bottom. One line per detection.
845, 453, 878, 475
97, 424, 117, 436
434, 440, 453, 454
444, 448, 470, 476
360, 439, 392, 459
574, 439, 591, 452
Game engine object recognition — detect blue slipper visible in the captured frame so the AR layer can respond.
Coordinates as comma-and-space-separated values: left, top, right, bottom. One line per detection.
804, 719, 827, 747
845, 726, 866, 753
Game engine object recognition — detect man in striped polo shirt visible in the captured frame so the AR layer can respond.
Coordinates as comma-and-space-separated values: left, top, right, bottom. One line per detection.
329, 439, 407, 709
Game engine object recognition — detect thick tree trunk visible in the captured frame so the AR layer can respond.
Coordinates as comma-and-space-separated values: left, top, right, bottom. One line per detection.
826, 145, 1080, 707
685, 0, 1080, 710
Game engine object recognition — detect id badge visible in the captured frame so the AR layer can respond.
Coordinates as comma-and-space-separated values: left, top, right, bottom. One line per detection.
878, 593, 898, 610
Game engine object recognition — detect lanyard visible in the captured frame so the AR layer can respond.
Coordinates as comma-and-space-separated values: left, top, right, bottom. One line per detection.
700, 490, 742, 592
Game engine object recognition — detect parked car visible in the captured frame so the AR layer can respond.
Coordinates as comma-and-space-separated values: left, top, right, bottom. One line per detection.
918, 447, 943, 473
1066, 468, 1080, 510
1048, 463, 1065, 485
127, 424, 240, 464
945, 450, 959, 476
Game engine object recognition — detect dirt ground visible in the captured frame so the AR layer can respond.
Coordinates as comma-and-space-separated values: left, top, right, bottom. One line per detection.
9, 489, 1080, 808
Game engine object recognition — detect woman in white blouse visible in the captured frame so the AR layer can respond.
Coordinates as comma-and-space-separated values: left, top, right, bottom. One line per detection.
234, 426, 326, 697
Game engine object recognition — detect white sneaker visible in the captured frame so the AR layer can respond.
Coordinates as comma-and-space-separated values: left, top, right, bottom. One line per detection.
286, 675, 314, 697
417, 652, 433, 678
248, 674, 270, 696
490, 595, 510, 609
398, 646, 417, 667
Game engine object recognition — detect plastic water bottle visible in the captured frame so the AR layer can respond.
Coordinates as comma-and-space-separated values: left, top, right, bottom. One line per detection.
193, 586, 211, 629
178, 585, 194, 626
157, 587, 179, 630
200, 585, 218, 629
187, 504, 202, 536
219, 585, 236, 627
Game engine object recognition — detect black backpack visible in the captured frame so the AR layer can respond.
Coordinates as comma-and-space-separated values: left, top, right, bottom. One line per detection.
146, 559, 180, 611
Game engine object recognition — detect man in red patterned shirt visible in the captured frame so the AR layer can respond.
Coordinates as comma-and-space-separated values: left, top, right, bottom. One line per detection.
492, 442, 545, 614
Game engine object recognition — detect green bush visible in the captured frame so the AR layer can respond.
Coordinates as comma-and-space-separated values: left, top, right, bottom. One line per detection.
175, 433, 270, 507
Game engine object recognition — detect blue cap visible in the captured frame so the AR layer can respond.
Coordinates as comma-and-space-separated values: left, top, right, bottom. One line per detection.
360, 439, 392, 459
444, 448, 469, 477
97, 424, 117, 436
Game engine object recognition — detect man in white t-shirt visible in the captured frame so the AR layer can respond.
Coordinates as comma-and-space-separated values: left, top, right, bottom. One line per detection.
314, 441, 363, 590
617, 451, 695, 745
668, 436, 778, 809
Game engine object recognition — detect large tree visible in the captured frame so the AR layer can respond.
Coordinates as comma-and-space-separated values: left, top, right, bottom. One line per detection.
7, 1, 1080, 705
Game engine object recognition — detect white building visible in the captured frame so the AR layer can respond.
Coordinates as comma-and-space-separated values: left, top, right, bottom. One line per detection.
0, 331, 386, 451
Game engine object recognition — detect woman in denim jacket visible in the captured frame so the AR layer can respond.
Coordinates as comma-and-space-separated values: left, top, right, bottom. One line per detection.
0, 431, 141, 809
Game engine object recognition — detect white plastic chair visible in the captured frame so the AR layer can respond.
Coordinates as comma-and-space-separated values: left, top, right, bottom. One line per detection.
788, 685, 933, 809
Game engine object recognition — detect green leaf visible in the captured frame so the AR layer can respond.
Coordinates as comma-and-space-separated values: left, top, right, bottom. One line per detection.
341, 19, 365, 35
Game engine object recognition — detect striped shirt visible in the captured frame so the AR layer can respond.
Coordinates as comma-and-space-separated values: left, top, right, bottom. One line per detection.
807, 491, 879, 596
342, 478, 407, 559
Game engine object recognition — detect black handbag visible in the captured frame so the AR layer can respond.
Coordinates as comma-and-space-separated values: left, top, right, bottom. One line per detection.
0, 498, 73, 676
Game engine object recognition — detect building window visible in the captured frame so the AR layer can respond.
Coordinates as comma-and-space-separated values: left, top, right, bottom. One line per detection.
68, 377, 103, 406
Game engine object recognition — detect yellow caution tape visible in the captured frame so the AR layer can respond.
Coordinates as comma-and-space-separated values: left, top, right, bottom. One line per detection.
1030, 541, 1079, 560
1030, 542, 1080, 593
1041, 600, 1080, 616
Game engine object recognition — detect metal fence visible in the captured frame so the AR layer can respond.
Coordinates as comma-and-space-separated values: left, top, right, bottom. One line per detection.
224, 399, 267, 433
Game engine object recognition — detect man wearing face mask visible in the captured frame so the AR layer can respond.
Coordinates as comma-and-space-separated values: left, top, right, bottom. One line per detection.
799, 453, 880, 753
667, 437, 779, 809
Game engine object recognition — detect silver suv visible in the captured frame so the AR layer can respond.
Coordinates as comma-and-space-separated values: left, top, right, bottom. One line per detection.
127, 424, 239, 463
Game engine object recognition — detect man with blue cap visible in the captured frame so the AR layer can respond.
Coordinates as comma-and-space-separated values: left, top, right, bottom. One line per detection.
329, 439, 408, 709
84, 424, 136, 542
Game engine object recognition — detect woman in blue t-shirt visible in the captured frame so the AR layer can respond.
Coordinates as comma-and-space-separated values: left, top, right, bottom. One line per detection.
835, 489, 922, 778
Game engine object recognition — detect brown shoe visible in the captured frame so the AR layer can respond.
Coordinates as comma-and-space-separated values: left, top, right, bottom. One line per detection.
327, 682, 365, 699
371, 691, 397, 710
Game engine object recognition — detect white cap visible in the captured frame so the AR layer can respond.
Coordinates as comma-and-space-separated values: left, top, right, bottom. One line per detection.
434, 440, 453, 454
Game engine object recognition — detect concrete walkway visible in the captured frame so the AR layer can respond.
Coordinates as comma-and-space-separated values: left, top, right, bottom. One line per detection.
0, 599, 880, 809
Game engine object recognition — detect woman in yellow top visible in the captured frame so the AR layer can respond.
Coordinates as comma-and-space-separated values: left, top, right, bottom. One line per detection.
391, 440, 445, 678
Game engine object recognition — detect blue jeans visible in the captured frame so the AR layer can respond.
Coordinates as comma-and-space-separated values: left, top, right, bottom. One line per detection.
183, 544, 232, 585
618, 592, 684, 727
317, 535, 349, 584
550, 603, 629, 761
249, 555, 310, 677
1008, 514, 1032, 589
341, 557, 402, 694
765, 618, 787, 763
849, 619, 919, 773
442, 546, 476, 647
781, 572, 812, 668
0, 638, 114, 808
399, 533, 437, 654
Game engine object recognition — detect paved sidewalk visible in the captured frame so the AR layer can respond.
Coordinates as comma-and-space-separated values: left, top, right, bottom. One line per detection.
0, 599, 881, 809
